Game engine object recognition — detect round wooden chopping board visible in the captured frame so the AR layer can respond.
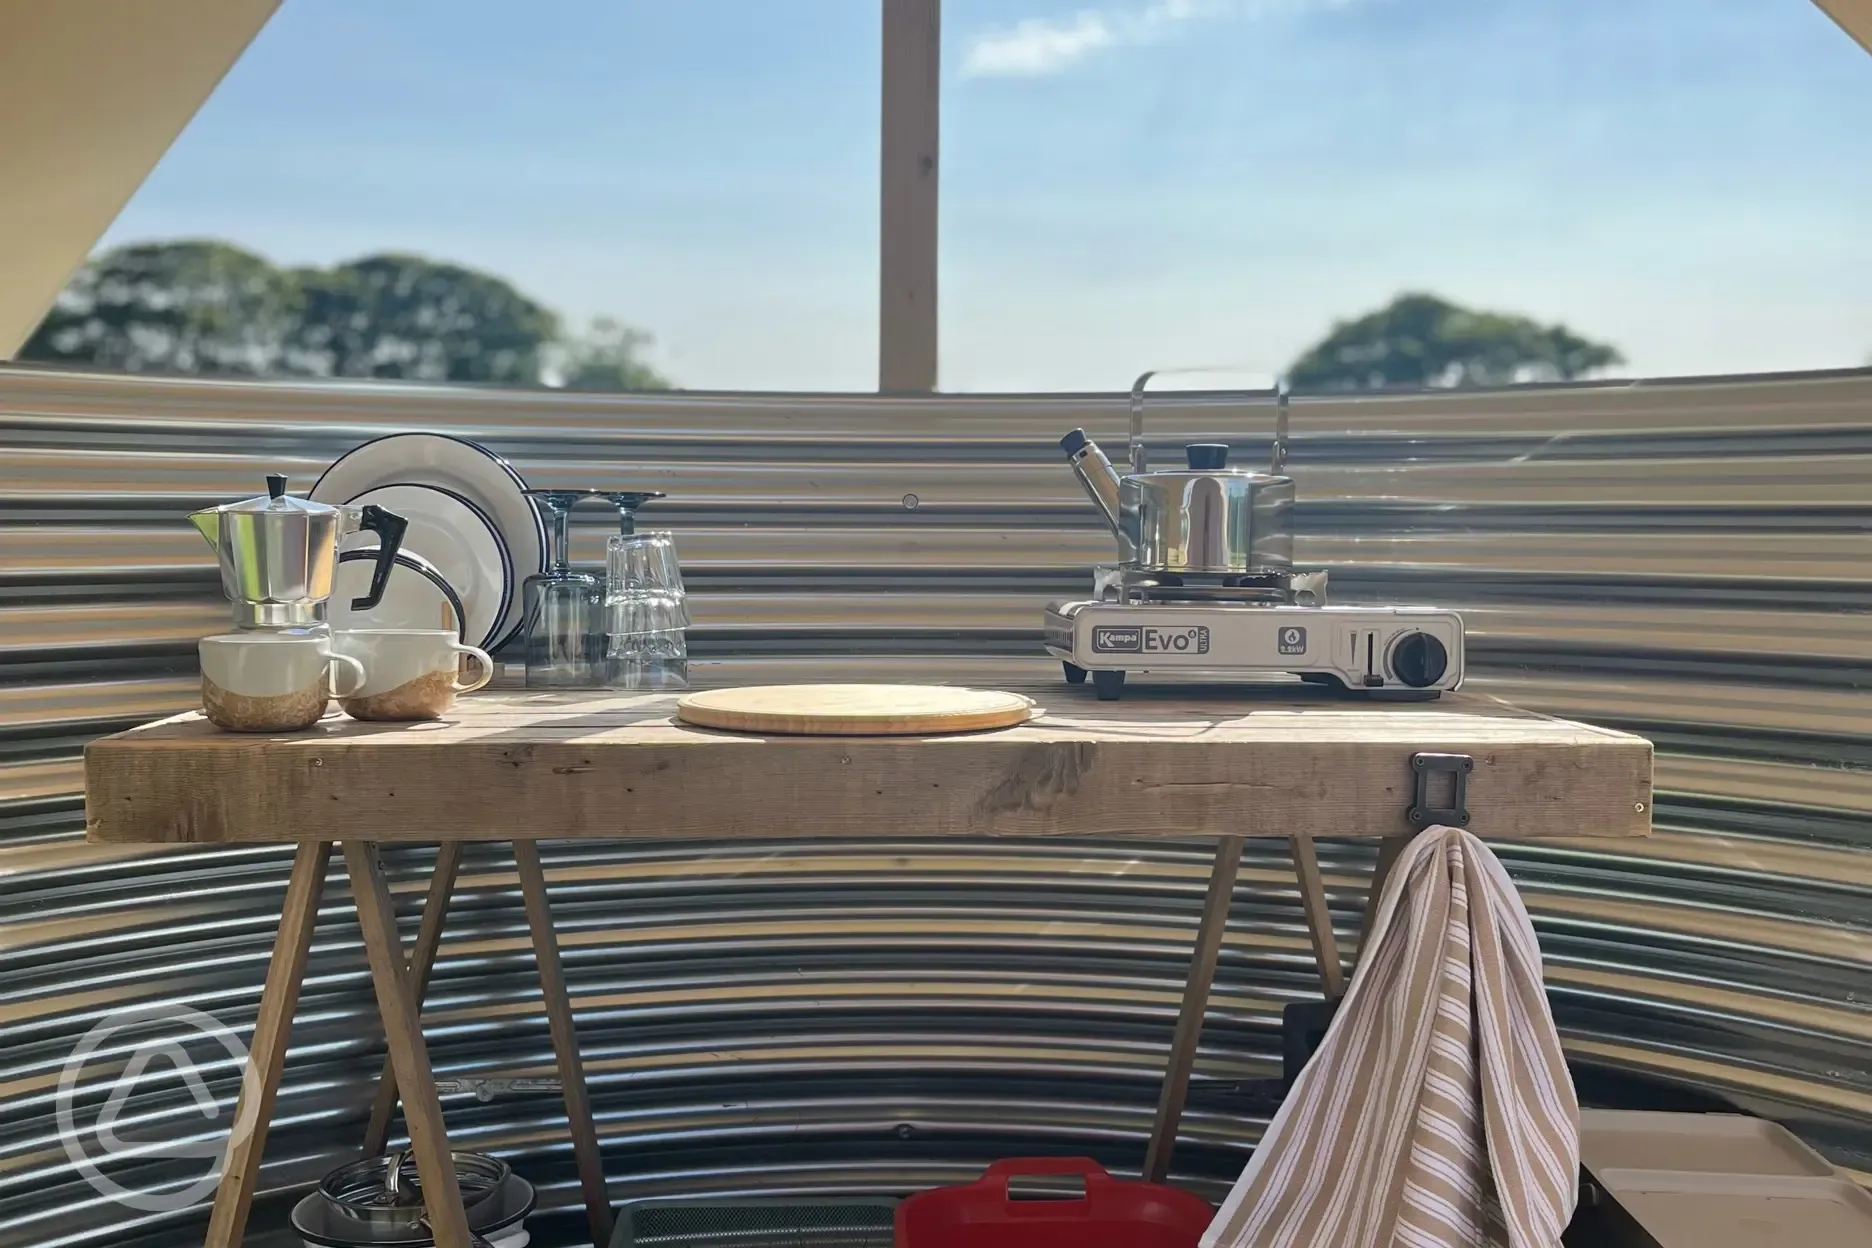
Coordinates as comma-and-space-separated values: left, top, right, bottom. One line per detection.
675, 684, 1035, 736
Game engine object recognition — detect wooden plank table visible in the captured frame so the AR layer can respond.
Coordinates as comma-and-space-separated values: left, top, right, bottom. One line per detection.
84, 674, 1652, 1248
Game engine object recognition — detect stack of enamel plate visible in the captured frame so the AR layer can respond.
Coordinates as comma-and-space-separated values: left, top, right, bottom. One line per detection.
312, 434, 547, 650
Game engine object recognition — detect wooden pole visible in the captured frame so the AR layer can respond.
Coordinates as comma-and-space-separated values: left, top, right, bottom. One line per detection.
879, 0, 940, 392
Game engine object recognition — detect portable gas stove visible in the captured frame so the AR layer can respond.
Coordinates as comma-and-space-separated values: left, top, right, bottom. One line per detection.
1044, 566, 1464, 701
1048, 373, 1464, 701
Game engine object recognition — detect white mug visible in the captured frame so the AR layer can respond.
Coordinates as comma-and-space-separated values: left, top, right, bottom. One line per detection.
199, 632, 364, 732
332, 628, 493, 721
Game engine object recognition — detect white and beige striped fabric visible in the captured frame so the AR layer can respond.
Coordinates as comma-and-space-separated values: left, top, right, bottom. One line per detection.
1203, 825, 1579, 1248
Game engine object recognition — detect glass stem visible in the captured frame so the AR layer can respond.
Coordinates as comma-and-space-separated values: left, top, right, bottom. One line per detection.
550, 504, 573, 573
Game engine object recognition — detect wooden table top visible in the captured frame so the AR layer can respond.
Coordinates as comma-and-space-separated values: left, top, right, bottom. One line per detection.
85, 662, 1651, 844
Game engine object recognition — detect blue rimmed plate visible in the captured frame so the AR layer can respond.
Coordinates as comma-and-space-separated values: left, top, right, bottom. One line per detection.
312, 433, 544, 651
331, 549, 469, 639
338, 483, 508, 651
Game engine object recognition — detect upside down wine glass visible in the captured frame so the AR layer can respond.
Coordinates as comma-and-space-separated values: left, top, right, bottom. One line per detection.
521, 489, 602, 688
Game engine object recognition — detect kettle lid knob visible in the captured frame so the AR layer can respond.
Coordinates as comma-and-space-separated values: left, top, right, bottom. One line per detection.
1185, 443, 1229, 470
266, 473, 288, 500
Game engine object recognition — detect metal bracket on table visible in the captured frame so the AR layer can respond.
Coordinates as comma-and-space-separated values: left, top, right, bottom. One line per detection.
1408, 752, 1473, 829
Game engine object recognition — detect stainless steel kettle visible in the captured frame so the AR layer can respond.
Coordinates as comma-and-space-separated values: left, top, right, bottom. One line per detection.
1061, 372, 1294, 575
189, 474, 408, 629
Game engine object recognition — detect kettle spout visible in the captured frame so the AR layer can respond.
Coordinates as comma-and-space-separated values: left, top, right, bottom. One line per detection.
1059, 429, 1126, 545
187, 508, 221, 551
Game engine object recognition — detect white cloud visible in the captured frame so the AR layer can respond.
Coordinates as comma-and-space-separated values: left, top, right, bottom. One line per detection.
960, 0, 1342, 79
961, 11, 1119, 78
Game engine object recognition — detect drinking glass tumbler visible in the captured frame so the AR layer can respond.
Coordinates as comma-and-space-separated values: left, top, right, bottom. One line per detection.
602, 492, 685, 600
521, 489, 602, 688
602, 489, 689, 649
604, 591, 689, 689
606, 531, 690, 624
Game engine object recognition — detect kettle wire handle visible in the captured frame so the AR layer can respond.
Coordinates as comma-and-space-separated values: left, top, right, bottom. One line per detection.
1127, 369, 1156, 473
1271, 375, 1290, 475
1128, 367, 1290, 475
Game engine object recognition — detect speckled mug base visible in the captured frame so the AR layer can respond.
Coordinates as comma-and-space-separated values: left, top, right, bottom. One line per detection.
201, 674, 329, 733
340, 669, 457, 721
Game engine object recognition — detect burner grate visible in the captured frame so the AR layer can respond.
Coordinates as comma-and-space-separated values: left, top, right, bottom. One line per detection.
1096, 565, 1328, 607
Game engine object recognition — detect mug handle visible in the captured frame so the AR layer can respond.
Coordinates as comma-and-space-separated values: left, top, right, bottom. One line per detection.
326, 651, 367, 699
448, 642, 495, 693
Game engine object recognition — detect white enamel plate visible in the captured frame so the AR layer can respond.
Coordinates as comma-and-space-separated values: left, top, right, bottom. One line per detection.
329, 550, 470, 638
338, 484, 508, 650
312, 434, 544, 650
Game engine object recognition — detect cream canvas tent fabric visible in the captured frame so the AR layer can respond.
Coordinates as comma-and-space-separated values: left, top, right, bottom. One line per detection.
1203, 825, 1579, 1248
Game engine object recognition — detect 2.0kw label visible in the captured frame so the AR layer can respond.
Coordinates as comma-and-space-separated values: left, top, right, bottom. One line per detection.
1091, 625, 1211, 655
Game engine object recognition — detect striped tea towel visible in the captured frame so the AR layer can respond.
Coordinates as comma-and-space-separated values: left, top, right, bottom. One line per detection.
1203, 825, 1579, 1248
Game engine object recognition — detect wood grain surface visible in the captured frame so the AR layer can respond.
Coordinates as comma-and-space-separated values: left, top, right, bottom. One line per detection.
676, 683, 1035, 735
84, 668, 1652, 844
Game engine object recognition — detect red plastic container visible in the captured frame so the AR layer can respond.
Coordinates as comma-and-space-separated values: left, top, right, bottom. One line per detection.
895, 1157, 1213, 1248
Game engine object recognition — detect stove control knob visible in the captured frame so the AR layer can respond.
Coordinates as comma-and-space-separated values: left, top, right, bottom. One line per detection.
1389, 632, 1448, 688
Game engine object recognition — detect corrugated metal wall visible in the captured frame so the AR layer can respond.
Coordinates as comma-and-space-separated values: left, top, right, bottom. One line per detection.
2, 365, 1867, 1247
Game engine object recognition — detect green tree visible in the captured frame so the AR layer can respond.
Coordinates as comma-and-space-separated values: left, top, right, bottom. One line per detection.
20, 240, 300, 374
290, 253, 560, 384
19, 240, 671, 390
1288, 292, 1623, 391
556, 316, 671, 391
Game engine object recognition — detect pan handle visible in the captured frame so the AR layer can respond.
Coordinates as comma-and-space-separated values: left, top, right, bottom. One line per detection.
978, 1156, 1115, 1213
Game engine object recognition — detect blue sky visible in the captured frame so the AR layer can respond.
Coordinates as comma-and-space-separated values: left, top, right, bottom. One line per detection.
103, 0, 1872, 390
